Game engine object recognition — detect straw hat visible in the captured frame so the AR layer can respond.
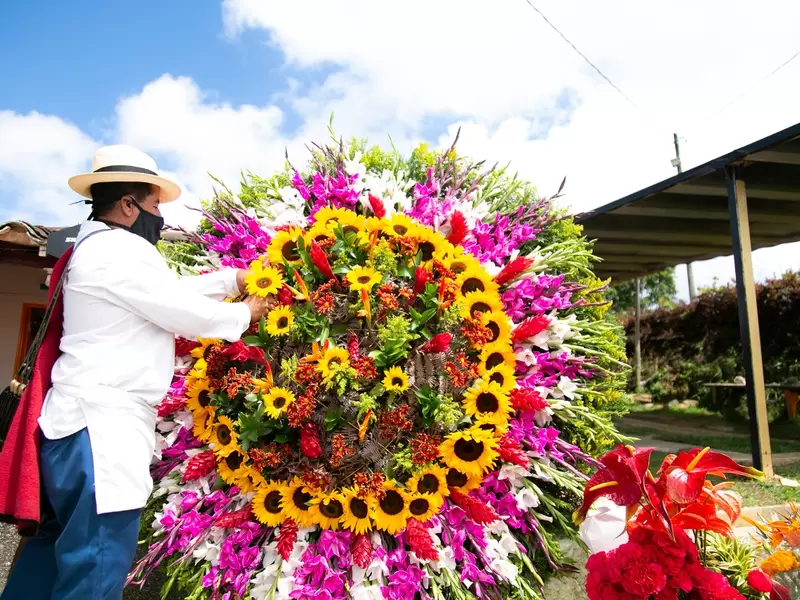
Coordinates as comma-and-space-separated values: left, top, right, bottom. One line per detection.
68, 145, 181, 203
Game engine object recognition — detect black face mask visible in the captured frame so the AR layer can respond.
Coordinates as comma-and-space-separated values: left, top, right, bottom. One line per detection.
129, 200, 164, 246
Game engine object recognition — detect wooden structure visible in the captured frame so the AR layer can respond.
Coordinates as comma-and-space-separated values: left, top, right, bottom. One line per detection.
577, 121, 800, 478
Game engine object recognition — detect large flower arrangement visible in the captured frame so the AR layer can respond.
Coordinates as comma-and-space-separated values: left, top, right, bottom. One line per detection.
130, 135, 628, 600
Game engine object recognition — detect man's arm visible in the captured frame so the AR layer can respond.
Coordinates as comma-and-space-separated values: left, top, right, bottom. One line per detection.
176, 269, 243, 301
76, 254, 251, 341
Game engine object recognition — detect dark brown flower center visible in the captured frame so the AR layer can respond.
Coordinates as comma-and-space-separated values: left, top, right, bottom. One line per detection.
321, 499, 344, 519
329, 357, 342, 368
198, 390, 211, 407
446, 468, 468, 488
476, 392, 500, 413
357, 275, 373, 284
225, 452, 243, 470
343, 225, 359, 236
419, 241, 435, 261
265, 491, 283, 514
277, 317, 289, 329
391, 377, 404, 387
349, 498, 369, 519
417, 474, 440, 494
217, 425, 232, 446
293, 488, 312, 511
203, 344, 216, 359
379, 490, 404, 515
257, 277, 273, 288
485, 352, 504, 370
393, 225, 408, 235
461, 278, 484, 294
470, 301, 491, 315
486, 321, 501, 341
454, 439, 485, 462
489, 372, 505, 386
281, 241, 299, 261
450, 261, 468, 274
479, 423, 497, 434
273, 396, 287, 409
409, 498, 430, 516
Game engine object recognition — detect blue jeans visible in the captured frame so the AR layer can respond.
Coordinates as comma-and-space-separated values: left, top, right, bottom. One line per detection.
1, 428, 141, 600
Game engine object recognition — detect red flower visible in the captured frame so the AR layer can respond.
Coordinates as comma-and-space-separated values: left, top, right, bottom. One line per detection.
615, 543, 667, 597
413, 266, 432, 294
347, 333, 360, 361
419, 333, 452, 353
277, 519, 298, 561
511, 315, 550, 345
215, 506, 253, 529
497, 436, 529, 469
351, 533, 373, 568
446, 210, 468, 245
510, 388, 548, 413
183, 450, 216, 482
663, 447, 761, 504
449, 489, 499, 524
406, 518, 439, 561
494, 256, 534, 286
310, 240, 336, 281
771, 583, 791, 600
746, 569, 772, 594
175, 337, 201, 357
220, 340, 266, 365
299, 423, 322, 459
278, 284, 294, 305
157, 395, 185, 418
368, 194, 386, 218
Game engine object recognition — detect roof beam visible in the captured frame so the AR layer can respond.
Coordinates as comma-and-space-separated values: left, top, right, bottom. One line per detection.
664, 182, 800, 201
615, 203, 800, 224
591, 242, 712, 256
747, 149, 800, 166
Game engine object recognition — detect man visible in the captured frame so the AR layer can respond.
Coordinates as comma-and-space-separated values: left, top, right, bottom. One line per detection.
1, 145, 272, 599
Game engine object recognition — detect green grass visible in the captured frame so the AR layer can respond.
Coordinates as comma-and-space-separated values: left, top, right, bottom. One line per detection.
617, 425, 800, 455
619, 405, 800, 441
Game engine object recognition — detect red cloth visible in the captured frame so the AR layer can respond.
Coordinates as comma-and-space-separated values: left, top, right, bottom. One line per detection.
0, 248, 73, 534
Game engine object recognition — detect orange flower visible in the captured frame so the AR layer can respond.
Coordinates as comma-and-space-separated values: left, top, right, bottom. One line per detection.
760, 549, 799, 576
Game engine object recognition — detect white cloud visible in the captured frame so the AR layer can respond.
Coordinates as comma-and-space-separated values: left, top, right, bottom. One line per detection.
0, 111, 98, 225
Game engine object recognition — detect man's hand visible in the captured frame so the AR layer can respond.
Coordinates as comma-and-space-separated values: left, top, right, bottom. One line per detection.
242, 294, 276, 323
236, 269, 248, 294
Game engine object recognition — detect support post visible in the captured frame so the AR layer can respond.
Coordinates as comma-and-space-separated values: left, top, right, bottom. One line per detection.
726, 166, 773, 477
634, 277, 642, 392
673, 133, 697, 301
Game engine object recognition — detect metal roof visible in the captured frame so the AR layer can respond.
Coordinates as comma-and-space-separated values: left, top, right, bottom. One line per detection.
575, 122, 800, 281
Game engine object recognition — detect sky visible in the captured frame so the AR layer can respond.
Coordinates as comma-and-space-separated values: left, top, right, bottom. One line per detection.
2, 0, 800, 301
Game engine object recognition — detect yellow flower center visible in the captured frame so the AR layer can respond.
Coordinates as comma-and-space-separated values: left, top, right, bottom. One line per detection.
225, 452, 243, 470
292, 488, 312, 511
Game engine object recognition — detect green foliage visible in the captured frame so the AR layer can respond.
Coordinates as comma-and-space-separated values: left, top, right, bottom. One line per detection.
607, 268, 677, 314
371, 239, 398, 275
415, 385, 442, 428
406, 143, 438, 181
353, 393, 378, 421
390, 445, 415, 474
434, 393, 463, 431
279, 356, 299, 382
705, 534, 761, 600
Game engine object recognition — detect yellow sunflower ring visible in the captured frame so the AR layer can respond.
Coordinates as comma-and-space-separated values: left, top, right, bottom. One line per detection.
264, 387, 296, 420
462, 380, 512, 425
281, 478, 318, 528
211, 415, 240, 457
310, 491, 347, 531
245, 261, 285, 297
267, 227, 304, 265
372, 482, 410, 535
341, 488, 374, 535
440, 427, 499, 478
253, 481, 287, 527
408, 465, 450, 497
266, 306, 294, 336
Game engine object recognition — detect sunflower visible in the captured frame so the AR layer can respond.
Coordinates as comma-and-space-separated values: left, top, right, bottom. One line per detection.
382, 214, 416, 238
266, 306, 294, 336
310, 491, 346, 530
267, 227, 303, 265
245, 261, 285, 297
253, 480, 287, 527
461, 290, 504, 318
186, 378, 214, 414
366, 216, 387, 236
476, 417, 510, 439
211, 415, 240, 456
346, 265, 382, 292
236, 467, 265, 495
317, 347, 350, 380
436, 246, 482, 276
408, 465, 450, 497
445, 466, 483, 492
281, 477, 317, 528
306, 220, 336, 244
313, 206, 352, 231
192, 407, 216, 443
407, 493, 444, 523
480, 310, 512, 345
217, 450, 249, 486
480, 341, 517, 372
341, 488, 374, 534
455, 266, 499, 297
413, 227, 451, 263
264, 387, 296, 419
461, 381, 512, 425
336, 211, 369, 240
383, 366, 409, 394
190, 338, 221, 362
440, 427, 499, 478
371, 481, 410, 535
480, 363, 516, 392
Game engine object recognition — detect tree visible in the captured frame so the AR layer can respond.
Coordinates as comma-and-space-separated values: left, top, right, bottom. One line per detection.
607, 268, 677, 314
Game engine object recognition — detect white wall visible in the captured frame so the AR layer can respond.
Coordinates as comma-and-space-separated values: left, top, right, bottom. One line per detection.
0, 264, 49, 384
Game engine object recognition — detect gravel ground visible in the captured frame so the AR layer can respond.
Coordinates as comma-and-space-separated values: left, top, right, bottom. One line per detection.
0, 524, 177, 599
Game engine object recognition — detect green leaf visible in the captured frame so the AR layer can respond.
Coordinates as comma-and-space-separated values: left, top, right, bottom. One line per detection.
242, 336, 265, 348
258, 316, 267, 339
324, 407, 345, 431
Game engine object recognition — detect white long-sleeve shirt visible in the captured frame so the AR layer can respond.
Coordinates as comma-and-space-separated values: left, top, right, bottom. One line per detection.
38, 220, 251, 514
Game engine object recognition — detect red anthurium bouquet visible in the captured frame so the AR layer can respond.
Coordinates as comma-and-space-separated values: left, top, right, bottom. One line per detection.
577, 445, 764, 600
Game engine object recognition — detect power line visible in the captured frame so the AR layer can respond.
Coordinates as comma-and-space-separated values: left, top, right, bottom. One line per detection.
521, 0, 640, 111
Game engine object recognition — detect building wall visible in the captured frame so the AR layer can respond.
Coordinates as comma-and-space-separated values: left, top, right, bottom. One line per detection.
0, 263, 48, 384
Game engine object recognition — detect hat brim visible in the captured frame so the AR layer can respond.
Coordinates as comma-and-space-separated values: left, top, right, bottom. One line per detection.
68, 171, 182, 203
